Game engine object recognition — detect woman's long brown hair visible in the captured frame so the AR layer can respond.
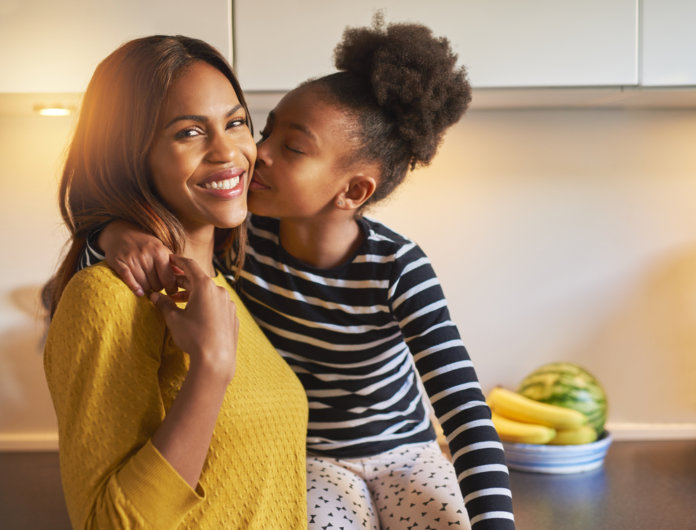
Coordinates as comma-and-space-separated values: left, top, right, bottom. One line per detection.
43, 35, 251, 316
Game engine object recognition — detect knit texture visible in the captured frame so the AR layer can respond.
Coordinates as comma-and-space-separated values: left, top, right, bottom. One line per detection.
44, 263, 308, 529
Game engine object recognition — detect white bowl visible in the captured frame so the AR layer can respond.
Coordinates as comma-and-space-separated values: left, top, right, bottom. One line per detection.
503, 431, 612, 474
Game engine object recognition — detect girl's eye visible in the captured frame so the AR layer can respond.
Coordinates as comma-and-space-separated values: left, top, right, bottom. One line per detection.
258, 129, 269, 141
285, 145, 304, 154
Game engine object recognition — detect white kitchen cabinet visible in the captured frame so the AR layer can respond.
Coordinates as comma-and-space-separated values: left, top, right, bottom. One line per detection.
234, 0, 638, 91
641, 0, 696, 86
0, 0, 232, 93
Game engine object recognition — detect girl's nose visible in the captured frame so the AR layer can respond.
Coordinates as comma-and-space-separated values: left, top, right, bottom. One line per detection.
255, 137, 271, 166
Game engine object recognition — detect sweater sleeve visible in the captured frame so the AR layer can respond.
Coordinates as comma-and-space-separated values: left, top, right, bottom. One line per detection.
389, 244, 515, 530
44, 264, 203, 529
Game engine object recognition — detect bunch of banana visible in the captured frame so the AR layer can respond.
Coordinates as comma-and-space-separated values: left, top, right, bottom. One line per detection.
487, 387, 596, 445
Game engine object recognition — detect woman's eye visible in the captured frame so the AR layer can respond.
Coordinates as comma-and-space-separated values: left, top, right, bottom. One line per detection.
227, 117, 247, 129
175, 127, 201, 139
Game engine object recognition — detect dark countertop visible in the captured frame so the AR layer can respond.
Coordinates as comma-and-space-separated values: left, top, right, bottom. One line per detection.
510, 439, 696, 530
1, 440, 694, 529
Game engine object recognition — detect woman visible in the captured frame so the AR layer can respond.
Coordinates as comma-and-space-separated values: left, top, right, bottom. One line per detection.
42, 35, 307, 529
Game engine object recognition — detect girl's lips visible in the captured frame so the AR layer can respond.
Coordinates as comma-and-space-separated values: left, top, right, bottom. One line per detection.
249, 173, 270, 191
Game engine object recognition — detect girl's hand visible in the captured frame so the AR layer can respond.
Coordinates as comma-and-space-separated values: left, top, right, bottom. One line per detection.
149, 255, 238, 382
99, 220, 177, 296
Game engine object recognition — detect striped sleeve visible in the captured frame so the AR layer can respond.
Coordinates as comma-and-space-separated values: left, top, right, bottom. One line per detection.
389, 245, 515, 529
79, 231, 106, 270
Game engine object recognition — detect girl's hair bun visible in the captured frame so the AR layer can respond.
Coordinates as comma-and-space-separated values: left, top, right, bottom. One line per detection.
333, 13, 472, 167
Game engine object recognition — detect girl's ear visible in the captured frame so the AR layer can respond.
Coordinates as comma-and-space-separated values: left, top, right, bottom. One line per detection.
335, 175, 377, 210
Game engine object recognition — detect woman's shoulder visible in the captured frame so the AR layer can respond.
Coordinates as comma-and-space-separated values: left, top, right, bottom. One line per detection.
57, 262, 154, 319
65, 261, 132, 295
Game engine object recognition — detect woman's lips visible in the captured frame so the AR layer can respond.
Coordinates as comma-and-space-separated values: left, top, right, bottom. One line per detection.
202, 175, 240, 190
199, 168, 245, 197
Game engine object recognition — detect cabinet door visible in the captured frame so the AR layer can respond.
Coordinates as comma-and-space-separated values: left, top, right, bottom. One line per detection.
642, 0, 696, 86
234, 0, 638, 91
0, 0, 231, 93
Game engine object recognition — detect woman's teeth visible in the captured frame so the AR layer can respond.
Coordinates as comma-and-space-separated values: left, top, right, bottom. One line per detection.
203, 176, 240, 190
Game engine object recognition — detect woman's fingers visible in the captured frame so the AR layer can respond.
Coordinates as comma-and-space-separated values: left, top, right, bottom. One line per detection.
168, 291, 190, 304
168, 255, 207, 280
148, 291, 180, 321
156, 253, 179, 294
149, 256, 238, 381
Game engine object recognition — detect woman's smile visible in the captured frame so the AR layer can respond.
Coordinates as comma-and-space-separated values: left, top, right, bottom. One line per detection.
199, 168, 245, 196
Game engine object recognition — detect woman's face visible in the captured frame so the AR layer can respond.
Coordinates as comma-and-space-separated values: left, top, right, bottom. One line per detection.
149, 61, 256, 236
248, 85, 358, 220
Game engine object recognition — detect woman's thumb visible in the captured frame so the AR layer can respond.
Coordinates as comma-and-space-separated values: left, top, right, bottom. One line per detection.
149, 291, 180, 321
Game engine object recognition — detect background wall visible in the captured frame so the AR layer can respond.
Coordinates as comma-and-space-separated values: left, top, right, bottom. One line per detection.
0, 108, 72, 448
2, 101, 695, 448
369, 107, 696, 433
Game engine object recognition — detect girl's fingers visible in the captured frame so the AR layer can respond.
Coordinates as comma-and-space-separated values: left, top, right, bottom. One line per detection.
144, 256, 164, 293
112, 259, 146, 297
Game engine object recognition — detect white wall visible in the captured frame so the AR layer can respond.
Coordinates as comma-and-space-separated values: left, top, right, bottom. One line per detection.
369, 107, 696, 429
2, 103, 696, 448
0, 109, 73, 448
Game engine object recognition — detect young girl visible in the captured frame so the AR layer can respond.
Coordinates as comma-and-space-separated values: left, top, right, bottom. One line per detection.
90, 20, 515, 529
43, 35, 308, 528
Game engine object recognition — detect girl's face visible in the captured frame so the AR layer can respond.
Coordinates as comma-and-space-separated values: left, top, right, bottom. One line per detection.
148, 61, 256, 237
248, 85, 358, 220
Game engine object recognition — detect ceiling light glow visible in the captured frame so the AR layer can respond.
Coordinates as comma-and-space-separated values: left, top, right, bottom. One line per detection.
34, 105, 73, 117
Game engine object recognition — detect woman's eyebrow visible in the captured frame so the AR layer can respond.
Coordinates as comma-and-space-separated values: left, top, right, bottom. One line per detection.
164, 104, 243, 129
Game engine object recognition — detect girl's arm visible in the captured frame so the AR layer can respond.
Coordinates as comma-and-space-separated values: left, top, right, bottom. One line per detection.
45, 256, 238, 528
389, 246, 515, 530
94, 220, 178, 296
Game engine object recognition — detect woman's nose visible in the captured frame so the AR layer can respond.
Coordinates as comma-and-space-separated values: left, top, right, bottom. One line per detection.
207, 131, 240, 163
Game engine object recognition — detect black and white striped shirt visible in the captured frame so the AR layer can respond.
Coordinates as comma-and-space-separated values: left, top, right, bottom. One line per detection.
235, 215, 514, 529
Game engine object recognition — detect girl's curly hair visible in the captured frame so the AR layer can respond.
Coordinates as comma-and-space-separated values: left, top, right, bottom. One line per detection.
305, 13, 472, 206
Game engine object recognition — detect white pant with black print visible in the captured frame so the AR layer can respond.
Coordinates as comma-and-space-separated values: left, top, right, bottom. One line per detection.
306, 441, 470, 530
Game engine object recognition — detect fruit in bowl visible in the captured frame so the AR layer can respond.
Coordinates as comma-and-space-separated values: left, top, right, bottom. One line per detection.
517, 362, 608, 437
488, 386, 594, 445
487, 362, 611, 473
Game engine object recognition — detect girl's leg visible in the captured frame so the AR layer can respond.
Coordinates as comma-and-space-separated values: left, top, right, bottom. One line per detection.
366, 442, 471, 530
306, 454, 380, 530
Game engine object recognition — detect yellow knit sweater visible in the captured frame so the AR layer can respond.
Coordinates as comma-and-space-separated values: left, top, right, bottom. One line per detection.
44, 263, 308, 529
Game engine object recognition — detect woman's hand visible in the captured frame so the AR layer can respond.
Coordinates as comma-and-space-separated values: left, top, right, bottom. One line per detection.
99, 220, 177, 296
149, 255, 239, 487
149, 255, 238, 382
